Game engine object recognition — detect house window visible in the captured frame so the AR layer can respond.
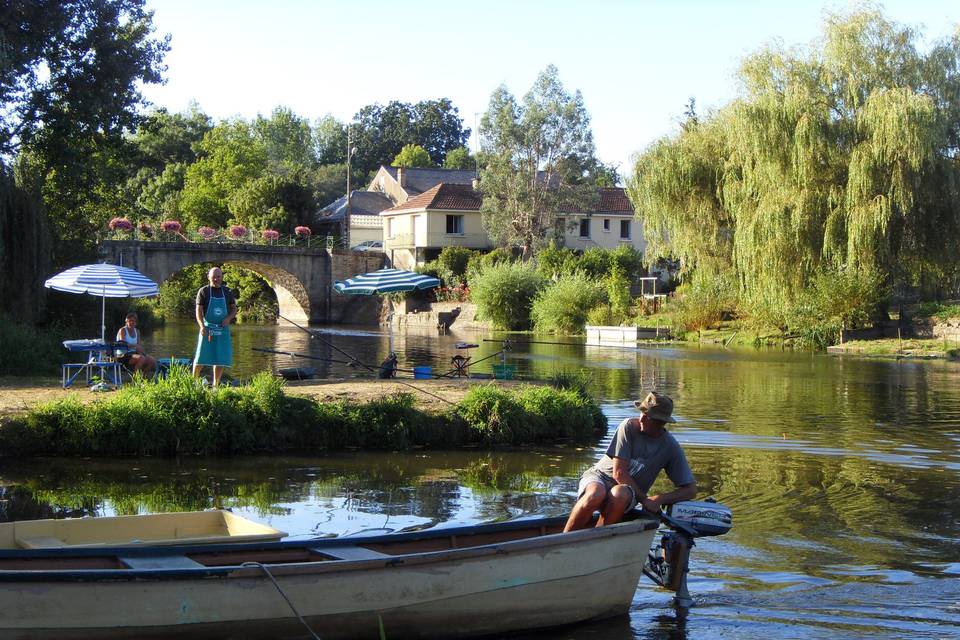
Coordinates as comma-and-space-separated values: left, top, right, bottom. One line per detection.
603, 219, 610, 232
620, 220, 631, 239
446, 215, 464, 234
579, 219, 590, 238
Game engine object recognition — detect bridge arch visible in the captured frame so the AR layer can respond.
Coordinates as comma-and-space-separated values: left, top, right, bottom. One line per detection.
159, 260, 311, 324
100, 240, 386, 324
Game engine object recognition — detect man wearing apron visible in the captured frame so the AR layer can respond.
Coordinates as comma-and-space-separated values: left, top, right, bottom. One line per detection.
192, 266, 237, 387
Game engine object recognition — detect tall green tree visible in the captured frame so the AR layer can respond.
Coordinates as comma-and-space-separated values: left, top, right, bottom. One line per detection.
179, 120, 267, 228
443, 147, 476, 170
124, 105, 212, 218
0, 0, 169, 160
130, 105, 213, 171
0, 0, 169, 269
313, 114, 347, 166
478, 65, 598, 258
254, 106, 317, 176
350, 99, 470, 176
628, 7, 960, 319
392, 144, 433, 168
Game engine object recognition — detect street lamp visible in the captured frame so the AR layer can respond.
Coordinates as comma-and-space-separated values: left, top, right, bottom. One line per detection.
345, 126, 357, 249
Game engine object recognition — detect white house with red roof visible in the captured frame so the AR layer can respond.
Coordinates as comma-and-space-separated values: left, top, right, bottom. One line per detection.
318, 165, 646, 269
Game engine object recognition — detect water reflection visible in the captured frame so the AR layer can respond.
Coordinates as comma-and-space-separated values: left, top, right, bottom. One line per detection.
2, 322, 959, 638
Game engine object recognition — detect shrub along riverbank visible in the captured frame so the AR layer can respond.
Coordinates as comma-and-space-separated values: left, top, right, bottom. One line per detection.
0, 369, 606, 457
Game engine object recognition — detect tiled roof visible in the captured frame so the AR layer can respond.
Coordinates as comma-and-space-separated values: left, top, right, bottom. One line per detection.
375, 183, 632, 215
383, 183, 481, 214
316, 191, 395, 222
597, 188, 634, 213
557, 187, 635, 214
382, 166, 477, 195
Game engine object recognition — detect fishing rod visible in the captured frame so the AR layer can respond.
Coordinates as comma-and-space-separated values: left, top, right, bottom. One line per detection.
258, 345, 577, 388
255, 346, 459, 377
275, 316, 507, 379
252, 347, 359, 368
276, 315, 457, 406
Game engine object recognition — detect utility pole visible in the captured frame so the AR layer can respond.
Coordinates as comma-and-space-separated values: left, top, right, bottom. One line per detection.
344, 125, 353, 249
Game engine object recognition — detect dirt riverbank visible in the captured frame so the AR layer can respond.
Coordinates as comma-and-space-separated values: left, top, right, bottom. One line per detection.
0, 376, 512, 417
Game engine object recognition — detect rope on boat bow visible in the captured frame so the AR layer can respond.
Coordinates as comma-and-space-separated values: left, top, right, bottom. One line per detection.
241, 562, 322, 640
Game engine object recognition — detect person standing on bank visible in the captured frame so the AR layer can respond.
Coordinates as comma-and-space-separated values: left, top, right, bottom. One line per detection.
192, 266, 237, 387
564, 391, 697, 532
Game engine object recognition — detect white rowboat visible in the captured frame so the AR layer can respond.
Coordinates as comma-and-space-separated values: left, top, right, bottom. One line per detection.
0, 512, 659, 639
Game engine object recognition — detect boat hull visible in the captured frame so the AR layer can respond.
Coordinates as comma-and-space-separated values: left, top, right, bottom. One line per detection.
0, 517, 658, 639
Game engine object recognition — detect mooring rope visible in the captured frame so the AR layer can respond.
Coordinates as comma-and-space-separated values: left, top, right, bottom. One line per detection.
241, 561, 322, 640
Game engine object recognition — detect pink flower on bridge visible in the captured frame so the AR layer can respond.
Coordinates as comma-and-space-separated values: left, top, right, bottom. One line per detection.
160, 220, 182, 233
108, 217, 133, 232
230, 225, 248, 239
198, 226, 217, 240
295, 226, 312, 237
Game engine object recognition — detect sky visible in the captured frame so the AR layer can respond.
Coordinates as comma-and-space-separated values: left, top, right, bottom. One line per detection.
141, 0, 960, 178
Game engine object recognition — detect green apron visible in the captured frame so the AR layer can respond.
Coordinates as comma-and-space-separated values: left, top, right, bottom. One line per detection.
193, 289, 232, 366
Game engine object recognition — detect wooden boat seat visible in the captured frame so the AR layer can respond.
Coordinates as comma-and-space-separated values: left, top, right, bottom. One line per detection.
312, 544, 392, 561
119, 554, 205, 570
16, 536, 67, 549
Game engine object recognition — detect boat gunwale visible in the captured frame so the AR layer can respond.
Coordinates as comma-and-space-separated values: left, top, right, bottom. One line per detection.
0, 514, 659, 582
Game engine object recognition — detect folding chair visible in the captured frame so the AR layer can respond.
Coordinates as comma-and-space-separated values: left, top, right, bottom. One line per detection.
450, 354, 471, 378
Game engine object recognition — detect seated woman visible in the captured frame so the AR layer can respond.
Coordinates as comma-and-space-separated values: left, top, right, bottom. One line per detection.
115, 312, 156, 376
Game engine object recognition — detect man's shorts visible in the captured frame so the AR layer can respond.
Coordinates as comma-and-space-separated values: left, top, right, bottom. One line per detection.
577, 470, 638, 511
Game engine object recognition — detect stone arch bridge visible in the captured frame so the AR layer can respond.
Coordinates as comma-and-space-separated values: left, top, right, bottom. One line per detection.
100, 240, 386, 324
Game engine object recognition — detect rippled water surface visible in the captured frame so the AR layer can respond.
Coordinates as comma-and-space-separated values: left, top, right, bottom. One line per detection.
2, 321, 958, 639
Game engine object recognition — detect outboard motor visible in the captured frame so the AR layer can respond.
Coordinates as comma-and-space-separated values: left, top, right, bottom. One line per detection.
642, 498, 732, 608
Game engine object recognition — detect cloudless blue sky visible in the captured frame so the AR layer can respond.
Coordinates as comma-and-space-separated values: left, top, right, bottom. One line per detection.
142, 0, 959, 178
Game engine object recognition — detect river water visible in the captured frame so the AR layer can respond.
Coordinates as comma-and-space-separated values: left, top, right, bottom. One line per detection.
2, 320, 958, 639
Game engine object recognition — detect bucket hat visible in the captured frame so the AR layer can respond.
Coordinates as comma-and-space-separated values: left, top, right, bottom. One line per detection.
634, 391, 676, 423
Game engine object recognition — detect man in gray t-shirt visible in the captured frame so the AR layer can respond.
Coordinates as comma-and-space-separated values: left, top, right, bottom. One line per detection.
564, 391, 697, 532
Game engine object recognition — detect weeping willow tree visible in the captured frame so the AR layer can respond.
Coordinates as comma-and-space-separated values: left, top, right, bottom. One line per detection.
0, 160, 51, 324
629, 8, 960, 326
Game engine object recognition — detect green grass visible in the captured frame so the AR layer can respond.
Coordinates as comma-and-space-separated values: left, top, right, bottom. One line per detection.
912, 302, 960, 322
0, 368, 608, 457
834, 338, 958, 358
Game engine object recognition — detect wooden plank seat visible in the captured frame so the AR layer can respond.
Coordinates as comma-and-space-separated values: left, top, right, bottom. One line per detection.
16, 536, 68, 549
311, 544, 392, 561
119, 554, 205, 570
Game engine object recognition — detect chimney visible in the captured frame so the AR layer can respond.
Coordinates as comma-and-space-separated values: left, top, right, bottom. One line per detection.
396, 167, 405, 188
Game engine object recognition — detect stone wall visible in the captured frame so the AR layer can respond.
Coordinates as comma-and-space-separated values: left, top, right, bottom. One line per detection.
913, 317, 960, 343
391, 301, 492, 332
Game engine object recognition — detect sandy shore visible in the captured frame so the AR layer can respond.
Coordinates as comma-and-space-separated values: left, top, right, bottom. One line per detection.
0, 376, 513, 417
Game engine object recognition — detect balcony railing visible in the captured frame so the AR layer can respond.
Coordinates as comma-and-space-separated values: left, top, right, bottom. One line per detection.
102, 228, 340, 249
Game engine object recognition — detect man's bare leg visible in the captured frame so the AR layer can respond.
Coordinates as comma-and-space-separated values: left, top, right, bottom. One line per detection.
564, 483, 607, 532
596, 485, 633, 527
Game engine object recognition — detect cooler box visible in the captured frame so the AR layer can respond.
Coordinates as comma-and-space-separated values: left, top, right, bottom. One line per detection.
493, 364, 515, 380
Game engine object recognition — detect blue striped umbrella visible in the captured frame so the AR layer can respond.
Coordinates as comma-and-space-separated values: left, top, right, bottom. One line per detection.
45, 263, 159, 341
334, 268, 440, 295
